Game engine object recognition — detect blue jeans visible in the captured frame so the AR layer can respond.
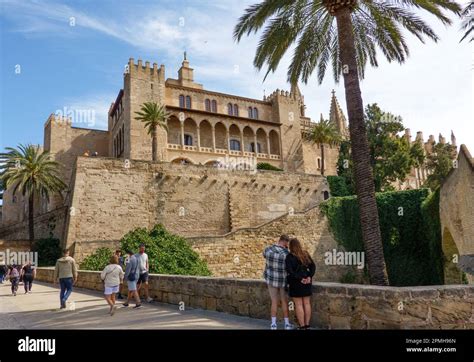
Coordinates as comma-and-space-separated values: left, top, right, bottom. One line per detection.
59, 277, 73, 306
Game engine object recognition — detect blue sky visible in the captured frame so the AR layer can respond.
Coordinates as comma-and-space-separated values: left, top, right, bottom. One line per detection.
0, 0, 472, 152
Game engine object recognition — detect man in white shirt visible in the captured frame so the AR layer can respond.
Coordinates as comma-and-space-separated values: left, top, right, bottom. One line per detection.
136, 244, 153, 303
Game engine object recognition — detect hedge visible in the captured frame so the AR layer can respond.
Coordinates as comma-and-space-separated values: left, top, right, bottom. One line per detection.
257, 162, 283, 171
33, 237, 62, 267
320, 188, 444, 286
327, 176, 351, 197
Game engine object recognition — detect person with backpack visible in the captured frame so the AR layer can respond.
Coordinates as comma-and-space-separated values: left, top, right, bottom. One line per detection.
123, 249, 141, 309
54, 249, 78, 309
7, 265, 20, 296
21, 261, 36, 294
101, 255, 124, 316
285, 238, 316, 330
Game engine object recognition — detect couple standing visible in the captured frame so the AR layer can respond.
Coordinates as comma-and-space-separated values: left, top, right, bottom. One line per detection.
263, 235, 315, 330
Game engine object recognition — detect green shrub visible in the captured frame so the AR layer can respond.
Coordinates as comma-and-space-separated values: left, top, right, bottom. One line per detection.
257, 162, 283, 171
320, 188, 444, 286
327, 176, 351, 197
33, 237, 62, 267
81, 225, 211, 276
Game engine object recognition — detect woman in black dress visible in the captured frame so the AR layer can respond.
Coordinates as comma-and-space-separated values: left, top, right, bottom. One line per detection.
285, 238, 315, 329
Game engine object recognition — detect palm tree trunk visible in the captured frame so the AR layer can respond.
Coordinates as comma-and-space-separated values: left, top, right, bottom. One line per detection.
335, 8, 389, 285
28, 192, 35, 246
151, 126, 158, 162
320, 144, 325, 176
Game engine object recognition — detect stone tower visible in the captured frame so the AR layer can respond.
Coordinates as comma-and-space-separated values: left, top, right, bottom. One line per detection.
329, 90, 349, 139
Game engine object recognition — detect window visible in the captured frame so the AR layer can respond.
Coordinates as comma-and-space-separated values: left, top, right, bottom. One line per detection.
249, 142, 261, 153
323, 191, 330, 200
248, 107, 253, 118
205, 99, 211, 111
227, 103, 233, 115
230, 139, 241, 151
211, 100, 217, 113
185, 95, 192, 109
253, 107, 258, 120
317, 158, 321, 169
233, 104, 239, 117
184, 134, 193, 146
179, 95, 185, 108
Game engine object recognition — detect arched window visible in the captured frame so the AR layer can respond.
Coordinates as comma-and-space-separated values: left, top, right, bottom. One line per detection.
253, 107, 258, 120
184, 134, 193, 146
233, 104, 239, 117
205, 99, 211, 111
179, 95, 185, 108
323, 191, 330, 200
249, 142, 261, 153
185, 95, 192, 109
248, 107, 253, 119
211, 100, 217, 113
230, 139, 241, 151
227, 103, 233, 115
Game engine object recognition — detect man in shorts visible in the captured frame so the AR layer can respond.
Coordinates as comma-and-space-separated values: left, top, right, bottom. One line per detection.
263, 234, 292, 330
136, 243, 153, 303
123, 250, 141, 309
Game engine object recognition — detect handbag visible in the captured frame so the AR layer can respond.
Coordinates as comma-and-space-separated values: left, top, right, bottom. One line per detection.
127, 261, 138, 282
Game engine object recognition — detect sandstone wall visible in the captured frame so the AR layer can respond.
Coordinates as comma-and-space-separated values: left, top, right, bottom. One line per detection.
35, 268, 474, 329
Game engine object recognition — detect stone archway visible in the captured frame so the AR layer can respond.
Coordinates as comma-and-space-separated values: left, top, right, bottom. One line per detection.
442, 227, 463, 284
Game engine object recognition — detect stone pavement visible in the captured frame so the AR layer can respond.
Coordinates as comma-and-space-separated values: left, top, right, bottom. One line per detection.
0, 281, 269, 329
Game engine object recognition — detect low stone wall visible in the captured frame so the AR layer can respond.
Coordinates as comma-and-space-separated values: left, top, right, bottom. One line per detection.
35, 267, 474, 329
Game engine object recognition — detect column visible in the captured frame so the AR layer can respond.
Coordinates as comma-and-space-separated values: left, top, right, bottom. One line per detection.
197, 126, 201, 150
254, 134, 258, 156
212, 125, 216, 151
240, 129, 245, 155
226, 129, 230, 152
266, 134, 271, 158
180, 122, 185, 148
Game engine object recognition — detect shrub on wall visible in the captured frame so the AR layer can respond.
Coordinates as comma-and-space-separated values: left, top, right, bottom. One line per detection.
327, 176, 351, 197
33, 237, 62, 267
257, 162, 283, 171
320, 188, 444, 286
81, 224, 211, 276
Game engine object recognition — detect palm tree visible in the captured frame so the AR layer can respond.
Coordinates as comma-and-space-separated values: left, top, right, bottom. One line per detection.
306, 116, 342, 176
135, 102, 169, 161
0, 144, 66, 245
460, 1, 473, 42
234, 0, 460, 285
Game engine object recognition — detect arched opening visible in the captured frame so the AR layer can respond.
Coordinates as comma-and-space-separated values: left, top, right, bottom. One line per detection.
179, 95, 185, 108
205, 99, 211, 112
269, 130, 280, 155
243, 126, 254, 152
233, 104, 239, 117
227, 103, 233, 116
167, 116, 181, 145
229, 124, 241, 151
253, 107, 259, 120
185, 95, 192, 109
183, 118, 197, 146
214, 122, 227, 150
211, 100, 217, 113
323, 191, 330, 200
442, 227, 463, 284
199, 120, 213, 148
256, 128, 267, 154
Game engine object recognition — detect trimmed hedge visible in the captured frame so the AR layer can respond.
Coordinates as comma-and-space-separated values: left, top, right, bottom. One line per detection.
327, 176, 351, 197
320, 188, 443, 286
81, 224, 211, 276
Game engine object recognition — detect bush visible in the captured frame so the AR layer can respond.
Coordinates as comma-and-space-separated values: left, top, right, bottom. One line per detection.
81, 225, 211, 276
33, 237, 62, 267
320, 188, 444, 286
257, 162, 283, 171
327, 176, 351, 197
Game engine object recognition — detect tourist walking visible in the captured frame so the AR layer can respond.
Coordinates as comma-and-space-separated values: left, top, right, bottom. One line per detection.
115, 249, 125, 299
21, 261, 36, 294
0, 264, 7, 283
136, 244, 153, 303
123, 250, 141, 309
7, 265, 20, 296
285, 238, 316, 330
101, 255, 124, 316
54, 249, 78, 309
263, 234, 292, 330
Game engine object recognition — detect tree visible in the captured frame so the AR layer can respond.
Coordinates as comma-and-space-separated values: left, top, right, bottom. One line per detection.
337, 104, 425, 192
0, 144, 66, 245
460, 1, 473, 42
234, 0, 460, 285
305, 117, 342, 176
135, 102, 169, 161
424, 142, 457, 190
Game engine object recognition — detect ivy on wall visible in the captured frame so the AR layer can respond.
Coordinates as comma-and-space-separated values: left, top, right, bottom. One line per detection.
320, 188, 444, 286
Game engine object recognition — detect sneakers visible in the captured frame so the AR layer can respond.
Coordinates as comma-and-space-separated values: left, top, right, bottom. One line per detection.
284, 323, 294, 330
270, 323, 278, 330
146, 297, 153, 303
133, 304, 142, 309
122, 303, 129, 307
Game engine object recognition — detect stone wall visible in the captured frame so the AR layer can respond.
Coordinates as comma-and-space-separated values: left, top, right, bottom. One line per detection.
189, 205, 352, 282
0, 239, 31, 252
35, 267, 474, 329
440, 145, 474, 284
65, 157, 328, 251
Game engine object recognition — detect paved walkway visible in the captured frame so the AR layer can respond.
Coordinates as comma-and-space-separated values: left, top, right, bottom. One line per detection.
0, 281, 268, 329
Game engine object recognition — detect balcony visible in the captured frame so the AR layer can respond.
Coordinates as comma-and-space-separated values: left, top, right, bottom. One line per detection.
167, 144, 281, 160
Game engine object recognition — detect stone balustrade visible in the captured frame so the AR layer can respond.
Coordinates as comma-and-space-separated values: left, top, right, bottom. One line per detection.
35, 267, 474, 329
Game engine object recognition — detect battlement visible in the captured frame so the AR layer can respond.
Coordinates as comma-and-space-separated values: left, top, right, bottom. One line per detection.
44, 113, 72, 129
264, 88, 300, 103
127, 57, 165, 78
